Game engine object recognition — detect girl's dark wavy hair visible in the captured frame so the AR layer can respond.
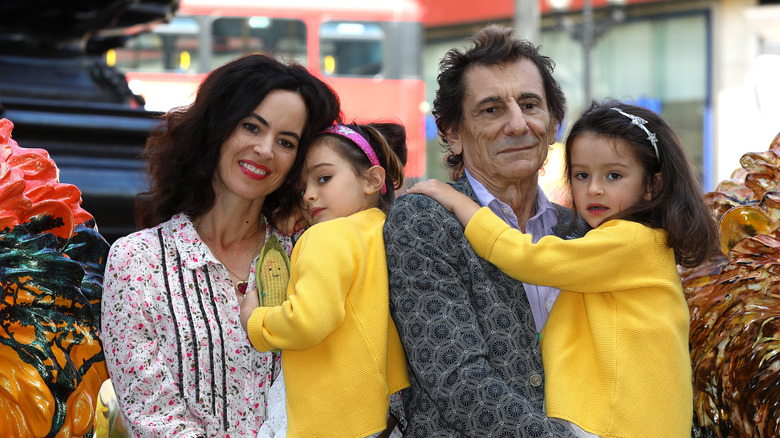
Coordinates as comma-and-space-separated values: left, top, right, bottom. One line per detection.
564, 100, 718, 267
433, 24, 566, 181
135, 53, 341, 229
311, 122, 407, 213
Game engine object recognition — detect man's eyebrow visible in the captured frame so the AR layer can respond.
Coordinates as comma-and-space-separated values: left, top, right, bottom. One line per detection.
476, 96, 502, 107
518, 92, 543, 101
475, 92, 543, 107
250, 113, 301, 140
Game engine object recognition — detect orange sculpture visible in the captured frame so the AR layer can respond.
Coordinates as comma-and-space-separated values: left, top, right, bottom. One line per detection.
0, 118, 109, 437
682, 131, 780, 437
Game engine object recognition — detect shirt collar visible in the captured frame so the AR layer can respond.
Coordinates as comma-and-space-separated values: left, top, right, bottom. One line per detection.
169, 212, 274, 271
169, 213, 212, 271
464, 168, 558, 241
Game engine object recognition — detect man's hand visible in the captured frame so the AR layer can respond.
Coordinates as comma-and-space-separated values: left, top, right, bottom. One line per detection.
239, 288, 261, 332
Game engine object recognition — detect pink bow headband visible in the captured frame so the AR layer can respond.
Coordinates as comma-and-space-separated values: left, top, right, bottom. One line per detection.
321, 124, 387, 194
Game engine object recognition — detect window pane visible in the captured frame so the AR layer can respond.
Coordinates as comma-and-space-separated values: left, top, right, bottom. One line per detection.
211, 17, 306, 68
541, 14, 708, 182
113, 17, 200, 73
320, 22, 384, 77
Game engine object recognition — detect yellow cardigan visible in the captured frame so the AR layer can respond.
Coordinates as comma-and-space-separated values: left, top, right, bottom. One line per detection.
247, 208, 409, 438
466, 208, 691, 438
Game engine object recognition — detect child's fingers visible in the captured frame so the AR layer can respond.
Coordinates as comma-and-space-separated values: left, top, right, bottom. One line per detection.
293, 217, 308, 234
274, 206, 309, 236
407, 179, 441, 195
243, 288, 260, 308
239, 288, 262, 331
239, 289, 260, 331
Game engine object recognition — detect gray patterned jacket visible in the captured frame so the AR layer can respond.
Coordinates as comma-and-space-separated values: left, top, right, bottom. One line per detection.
384, 176, 588, 437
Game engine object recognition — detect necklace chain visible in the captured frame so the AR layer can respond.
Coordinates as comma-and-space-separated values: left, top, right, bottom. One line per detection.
196, 217, 265, 289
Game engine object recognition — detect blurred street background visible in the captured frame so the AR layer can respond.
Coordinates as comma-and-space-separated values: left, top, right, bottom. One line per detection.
2, 0, 779, 240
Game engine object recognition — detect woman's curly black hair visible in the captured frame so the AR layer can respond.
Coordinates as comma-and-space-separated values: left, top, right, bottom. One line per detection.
135, 53, 341, 229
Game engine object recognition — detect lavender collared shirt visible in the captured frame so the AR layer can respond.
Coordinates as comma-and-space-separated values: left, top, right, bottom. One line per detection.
465, 169, 560, 333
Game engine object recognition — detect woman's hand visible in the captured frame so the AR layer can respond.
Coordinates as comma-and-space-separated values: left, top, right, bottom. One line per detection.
239, 288, 261, 332
273, 205, 309, 236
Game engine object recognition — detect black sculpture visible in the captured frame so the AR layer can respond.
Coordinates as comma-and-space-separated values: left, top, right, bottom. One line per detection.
0, 0, 179, 243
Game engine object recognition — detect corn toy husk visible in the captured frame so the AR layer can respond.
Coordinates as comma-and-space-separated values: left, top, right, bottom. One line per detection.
255, 235, 291, 354
256, 235, 291, 307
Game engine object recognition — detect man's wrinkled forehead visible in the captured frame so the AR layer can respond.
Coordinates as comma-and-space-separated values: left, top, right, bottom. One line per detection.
461, 61, 547, 109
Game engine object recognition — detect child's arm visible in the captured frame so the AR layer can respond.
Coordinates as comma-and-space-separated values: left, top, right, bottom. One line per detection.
407, 179, 480, 226
241, 225, 354, 352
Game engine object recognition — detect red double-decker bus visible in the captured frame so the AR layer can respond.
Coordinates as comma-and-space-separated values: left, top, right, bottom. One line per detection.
108, 0, 427, 178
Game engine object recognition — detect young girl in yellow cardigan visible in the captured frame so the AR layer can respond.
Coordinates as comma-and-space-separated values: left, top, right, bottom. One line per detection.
409, 100, 718, 438
240, 122, 409, 437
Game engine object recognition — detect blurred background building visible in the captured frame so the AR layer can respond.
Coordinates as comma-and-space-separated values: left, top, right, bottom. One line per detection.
420, 0, 780, 192
108, 0, 780, 195
6, 0, 773, 240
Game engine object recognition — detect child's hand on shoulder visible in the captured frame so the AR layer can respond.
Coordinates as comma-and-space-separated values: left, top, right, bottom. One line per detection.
408, 179, 460, 211
408, 179, 480, 226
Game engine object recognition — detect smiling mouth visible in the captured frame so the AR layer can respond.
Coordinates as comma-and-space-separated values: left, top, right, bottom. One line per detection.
587, 205, 608, 212
240, 161, 269, 176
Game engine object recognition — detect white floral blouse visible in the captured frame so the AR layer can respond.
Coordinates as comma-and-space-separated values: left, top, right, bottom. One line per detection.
101, 213, 293, 438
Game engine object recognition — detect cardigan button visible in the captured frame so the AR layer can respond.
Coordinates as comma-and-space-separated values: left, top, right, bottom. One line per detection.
529, 373, 542, 387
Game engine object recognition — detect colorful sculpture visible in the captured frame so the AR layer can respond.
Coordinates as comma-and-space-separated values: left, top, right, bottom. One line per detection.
0, 118, 110, 437
682, 132, 780, 437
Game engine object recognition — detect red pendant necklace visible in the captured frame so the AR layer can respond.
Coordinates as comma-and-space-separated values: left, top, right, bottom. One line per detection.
196, 218, 264, 296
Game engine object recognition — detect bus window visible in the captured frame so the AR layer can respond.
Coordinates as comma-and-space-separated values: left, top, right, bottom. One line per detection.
319, 22, 384, 77
112, 17, 200, 73
211, 17, 306, 69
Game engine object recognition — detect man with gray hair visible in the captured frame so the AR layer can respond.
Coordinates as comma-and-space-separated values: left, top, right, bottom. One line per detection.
384, 24, 588, 436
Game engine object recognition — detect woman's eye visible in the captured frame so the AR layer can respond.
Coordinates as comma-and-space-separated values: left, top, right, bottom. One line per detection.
243, 122, 259, 133
278, 139, 297, 150
317, 175, 331, 184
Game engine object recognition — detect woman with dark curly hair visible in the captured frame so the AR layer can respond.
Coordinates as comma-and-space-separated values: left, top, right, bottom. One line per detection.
101, 53, 340, 437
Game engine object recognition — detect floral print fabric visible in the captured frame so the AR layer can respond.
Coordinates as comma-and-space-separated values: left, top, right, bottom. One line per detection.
102, 213, 292, 437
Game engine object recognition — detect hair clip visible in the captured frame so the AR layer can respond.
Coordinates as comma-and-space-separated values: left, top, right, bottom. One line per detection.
610, 108, 660, 162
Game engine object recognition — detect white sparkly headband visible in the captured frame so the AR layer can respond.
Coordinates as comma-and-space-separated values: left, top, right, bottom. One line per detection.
610, 107, 660, 162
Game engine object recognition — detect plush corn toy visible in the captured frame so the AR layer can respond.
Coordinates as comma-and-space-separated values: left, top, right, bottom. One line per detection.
256, 235, 291, 308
